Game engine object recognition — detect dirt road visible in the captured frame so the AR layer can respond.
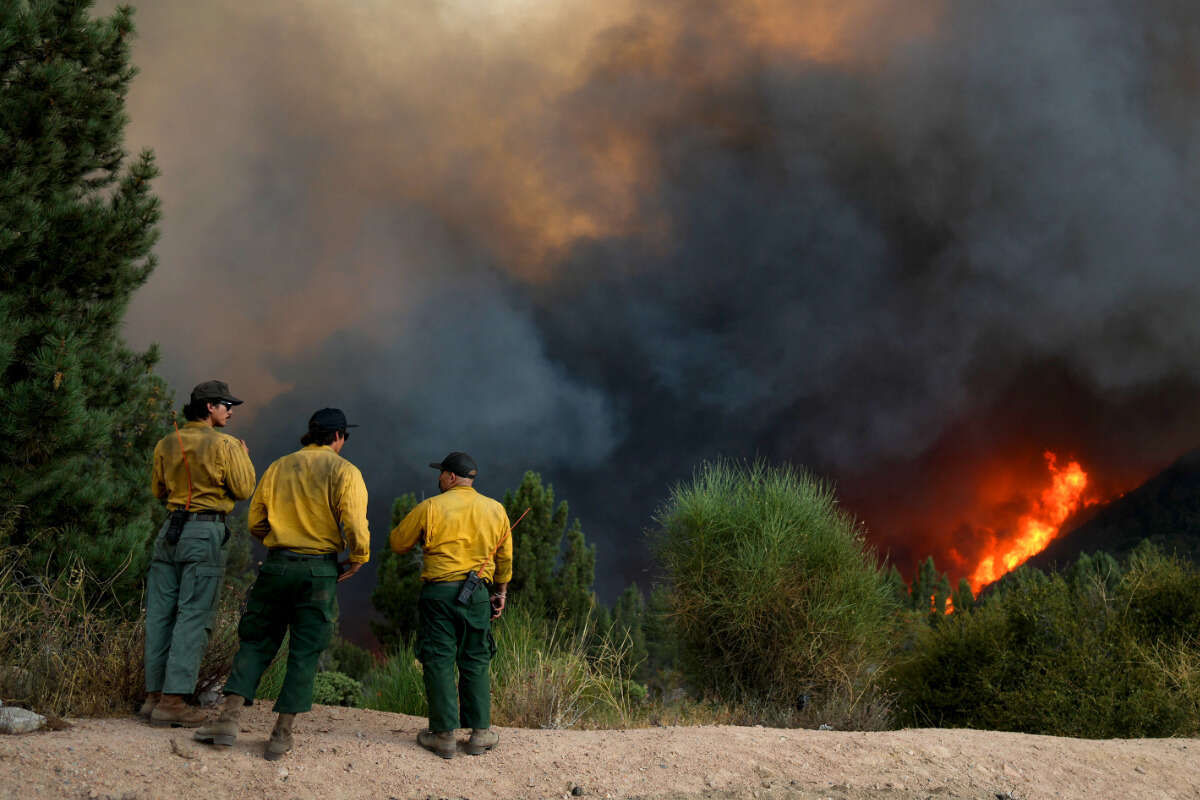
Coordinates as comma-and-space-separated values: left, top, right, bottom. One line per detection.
0, 704, 1195, 800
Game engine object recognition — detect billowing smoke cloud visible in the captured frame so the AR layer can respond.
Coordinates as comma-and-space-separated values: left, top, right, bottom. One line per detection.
118, 0, 1200, 616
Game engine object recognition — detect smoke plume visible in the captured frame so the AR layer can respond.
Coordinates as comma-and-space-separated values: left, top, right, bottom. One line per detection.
118, 0, 1200, 616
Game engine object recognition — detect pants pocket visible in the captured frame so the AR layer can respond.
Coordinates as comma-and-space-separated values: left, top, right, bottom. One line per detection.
237, 595, 273, 641
181, 564, 224, 611
175, 522, 221, 563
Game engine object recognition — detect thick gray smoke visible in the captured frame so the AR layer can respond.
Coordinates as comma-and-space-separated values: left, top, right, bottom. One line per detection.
119, 0, 1200, 617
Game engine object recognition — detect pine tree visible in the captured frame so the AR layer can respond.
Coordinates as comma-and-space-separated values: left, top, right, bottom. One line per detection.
643, 583, 679, 675
610, 583, 648, 678
370, 493, 423, 649
951, 577, 975, 614
502, 471, 595, 627
881, 564, 909, 607
0, 1, 171, 605
911, 556, 952, 614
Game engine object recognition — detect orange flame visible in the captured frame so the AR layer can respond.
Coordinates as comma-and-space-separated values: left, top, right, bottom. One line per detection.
969, 451, 1091, 592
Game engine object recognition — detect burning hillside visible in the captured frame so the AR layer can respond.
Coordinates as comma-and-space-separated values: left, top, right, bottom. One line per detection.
966, 452, 1096, 591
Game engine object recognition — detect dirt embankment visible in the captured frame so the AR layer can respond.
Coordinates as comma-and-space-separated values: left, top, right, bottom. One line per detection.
0, 704, 1195, 800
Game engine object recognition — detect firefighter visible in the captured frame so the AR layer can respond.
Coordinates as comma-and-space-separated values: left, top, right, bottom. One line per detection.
144, 380, 255, 727
193, 408, 369, 760
390, 452, 513, 759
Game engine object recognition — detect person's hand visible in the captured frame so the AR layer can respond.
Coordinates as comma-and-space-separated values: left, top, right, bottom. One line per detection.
337, 560, 363, 583
490, 591, 507, 620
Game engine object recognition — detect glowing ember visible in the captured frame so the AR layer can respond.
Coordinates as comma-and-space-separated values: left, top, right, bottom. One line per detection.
969, 451, 1091, 591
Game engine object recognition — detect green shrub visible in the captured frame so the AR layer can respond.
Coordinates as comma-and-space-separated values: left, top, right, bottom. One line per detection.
322, 637, 376, 681
312, 671, 365, 707
892, 547, 1200, 737
652, 459, 898, 727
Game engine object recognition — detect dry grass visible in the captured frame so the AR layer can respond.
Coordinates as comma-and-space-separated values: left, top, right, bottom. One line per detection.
491, 605, 642, 729
0, 544, 145, 716
0, 539, 247, 716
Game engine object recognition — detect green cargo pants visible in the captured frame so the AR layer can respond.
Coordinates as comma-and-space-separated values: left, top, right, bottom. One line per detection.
145, 519, 226, 695
417, 580, 496, 732
223, 551, 338, 714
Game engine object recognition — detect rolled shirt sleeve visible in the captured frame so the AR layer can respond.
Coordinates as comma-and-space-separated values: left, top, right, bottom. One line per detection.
336, 464, 371, 563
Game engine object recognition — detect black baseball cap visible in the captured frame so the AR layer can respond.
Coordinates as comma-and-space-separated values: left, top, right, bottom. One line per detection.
190, 380, 242, 406
308, 408, 359, 432
429, 452, 477, 478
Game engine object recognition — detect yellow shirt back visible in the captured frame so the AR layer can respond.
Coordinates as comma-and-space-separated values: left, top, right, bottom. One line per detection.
151, 422, 256, 512
389, 486, 513, 583
249, 445, 371, 563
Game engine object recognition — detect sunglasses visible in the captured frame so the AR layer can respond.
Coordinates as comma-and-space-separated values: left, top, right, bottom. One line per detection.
216, 401, 234, 410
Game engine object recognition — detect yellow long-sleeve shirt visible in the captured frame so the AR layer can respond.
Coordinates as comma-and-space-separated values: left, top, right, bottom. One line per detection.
390, 485, 513, 583
249, 445, 371, 563
151, 422, 256, 512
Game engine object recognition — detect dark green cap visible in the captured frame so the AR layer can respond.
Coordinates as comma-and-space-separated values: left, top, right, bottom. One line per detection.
190, 380, 242, 405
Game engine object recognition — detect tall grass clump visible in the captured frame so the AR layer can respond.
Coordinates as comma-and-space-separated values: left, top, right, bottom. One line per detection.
653, 459, 898, 728
362, 638, 427, 716
491, 602, 641, 729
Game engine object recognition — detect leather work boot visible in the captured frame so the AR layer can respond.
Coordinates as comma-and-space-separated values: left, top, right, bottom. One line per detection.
417, 729, 457, 759
150, 694, 206, 728
464, 728, 498, 755
193, 694, 246, 747
264, 713, 295, 761
138, 692, 161, 720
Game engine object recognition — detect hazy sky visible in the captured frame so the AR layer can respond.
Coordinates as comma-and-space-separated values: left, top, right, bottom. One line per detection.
112, 0, 1200, 629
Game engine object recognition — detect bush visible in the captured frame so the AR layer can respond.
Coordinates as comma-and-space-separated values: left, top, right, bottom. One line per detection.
321, 638, 376, 682
652, 460, 898, 727
312, 671, 365, 707
891, 547, 1200, 737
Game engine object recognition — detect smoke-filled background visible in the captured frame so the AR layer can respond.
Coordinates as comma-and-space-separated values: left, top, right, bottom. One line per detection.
115, 0, 1200, 635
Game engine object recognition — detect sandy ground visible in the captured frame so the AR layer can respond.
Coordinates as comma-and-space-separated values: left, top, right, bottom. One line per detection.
0, 704, 1195, 800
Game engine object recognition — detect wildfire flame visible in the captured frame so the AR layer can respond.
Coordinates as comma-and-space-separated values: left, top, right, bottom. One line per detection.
968, 451, 1092, 592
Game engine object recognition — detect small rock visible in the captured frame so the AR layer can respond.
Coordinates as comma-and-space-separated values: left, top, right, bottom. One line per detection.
818, 724, 833, 731
169, 738, 197, 759
45, 715, 73, 732
1134, 766, 1147, 775
0, 706, 45, 734
572, 787, 585, 797
278, 767, 289, 780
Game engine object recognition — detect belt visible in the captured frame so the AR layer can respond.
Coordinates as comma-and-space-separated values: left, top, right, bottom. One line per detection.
169, 510, 226, 522
267, 549, 338, 562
